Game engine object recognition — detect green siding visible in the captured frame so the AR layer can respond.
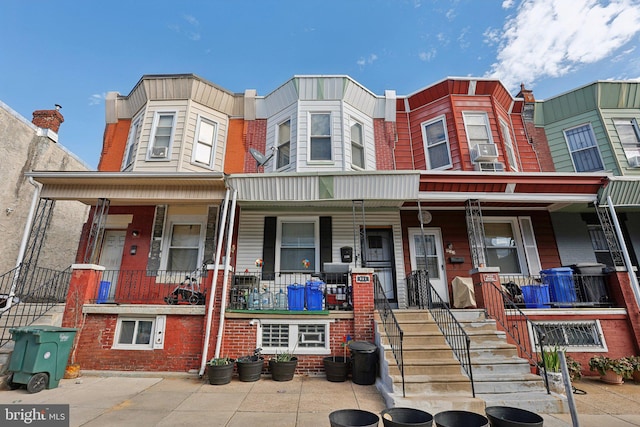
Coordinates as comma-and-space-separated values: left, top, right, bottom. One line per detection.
597, 82, 640, 109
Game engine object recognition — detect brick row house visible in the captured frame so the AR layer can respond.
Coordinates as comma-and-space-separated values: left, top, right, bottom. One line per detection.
23, 74, 640, 387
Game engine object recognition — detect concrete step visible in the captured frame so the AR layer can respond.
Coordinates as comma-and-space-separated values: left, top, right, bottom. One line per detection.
390, 310, 433, 322
471, 358, 534, 376
473, 373, 548, 394
450, 309, 488, 322
388, 359, 467, 376
388, 374, 473, 395
384, 394, 486, 415
482, 391, 568, 414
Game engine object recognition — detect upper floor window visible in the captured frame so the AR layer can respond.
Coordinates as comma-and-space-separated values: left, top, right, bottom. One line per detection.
277, 218, 319, 272
192, 117, 217, 168
613, 118, 640, 150
463, 112, 492, 146
563, 124, 604, 172
122, 117, 141, 169
277, 120, 291, 169
499, 119, 518, 171
421, 116, 452, 170
310, 113, 331, 161
351, 120, 365, 169
148, 112, 176, 160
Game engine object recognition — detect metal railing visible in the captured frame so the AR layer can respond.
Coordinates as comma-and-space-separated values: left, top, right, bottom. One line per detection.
373, 274, 405, 397
407, 270, 475, 397
0, 264, 71, 347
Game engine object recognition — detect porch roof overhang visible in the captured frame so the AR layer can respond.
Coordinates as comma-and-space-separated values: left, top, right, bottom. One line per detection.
417, 171, 610, 209
226, 171, 420, 207
25, 171, 228, 205
598, 176, 640, 207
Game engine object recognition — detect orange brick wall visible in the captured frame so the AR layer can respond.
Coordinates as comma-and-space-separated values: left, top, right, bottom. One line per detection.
98, 120, 131, 171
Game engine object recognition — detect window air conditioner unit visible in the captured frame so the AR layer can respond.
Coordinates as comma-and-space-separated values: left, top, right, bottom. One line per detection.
475, 162, 505, 172
628, 155, 640, 168
470, 143, 498, 162
150, 147, 168, 158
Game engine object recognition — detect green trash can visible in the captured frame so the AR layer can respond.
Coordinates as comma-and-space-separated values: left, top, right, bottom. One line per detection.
8, 325, 77, 393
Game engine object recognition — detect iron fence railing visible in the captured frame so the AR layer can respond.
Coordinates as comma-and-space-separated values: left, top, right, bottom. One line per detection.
0, 264, 71, 347
373, 274, 405, 397
407, 270, 475, 397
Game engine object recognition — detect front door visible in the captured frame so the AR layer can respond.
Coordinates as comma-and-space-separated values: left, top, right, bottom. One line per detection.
98, 230, 126, 299
362, 228, 396, 302
408, 228, 448, 303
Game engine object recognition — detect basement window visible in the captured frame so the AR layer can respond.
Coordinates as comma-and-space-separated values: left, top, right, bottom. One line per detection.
531, 320, 607, 352
112, 315, 166, 350
257, 319, 331, 355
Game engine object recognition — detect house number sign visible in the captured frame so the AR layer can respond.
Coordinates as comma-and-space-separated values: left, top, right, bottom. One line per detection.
484, 274, 498, 282
355, 275, 371, 283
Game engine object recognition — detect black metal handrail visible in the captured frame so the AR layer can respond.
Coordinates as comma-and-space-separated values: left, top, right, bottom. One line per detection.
407, 270, 475, 397
373, 274, 405, 397
0, 264, 71, 347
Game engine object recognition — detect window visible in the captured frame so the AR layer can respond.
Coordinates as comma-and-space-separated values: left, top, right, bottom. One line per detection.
277, 218, 318, 272
499, 119, 517, 171
421, 117, 452, 170
166, 223, 202, 272
257, 320, 331, 355
277, 120, 291, 169
193, 117, 217, 167
463, 112, 492, 146
123, 117, 141, 169
148, 112, 175, 160
310, 113, 331, 161
351, 120, 365, 169
483, 217, 540, 275
532, 321, 606, 352
563, 124, 604, 172
113, 316, 166, 350
613, 118, 640, 151
588, 225, 614, 266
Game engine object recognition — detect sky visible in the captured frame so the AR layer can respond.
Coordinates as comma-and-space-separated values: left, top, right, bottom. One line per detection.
2, 0, 640, 169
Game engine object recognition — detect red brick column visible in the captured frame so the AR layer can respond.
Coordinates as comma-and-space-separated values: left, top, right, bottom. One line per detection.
607, 269, 640, 353
62, 265, 104, 328
470, 267, 502, 313
351, 268, 374, 341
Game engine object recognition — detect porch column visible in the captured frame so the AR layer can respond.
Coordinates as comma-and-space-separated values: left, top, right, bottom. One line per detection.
607, 268, 640, 353
351, 268, 375, 341
470, 267, 502, 314
61, 264, 104, 329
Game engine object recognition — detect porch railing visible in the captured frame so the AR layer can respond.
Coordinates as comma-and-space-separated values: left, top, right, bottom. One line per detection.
373, 274, 405, 397
0, 264, 71, 347
407, 270, 475, 397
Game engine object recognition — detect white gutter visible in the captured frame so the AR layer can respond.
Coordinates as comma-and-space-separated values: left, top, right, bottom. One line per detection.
198, 188, 231, 376
214, 189, 237, 358
607, 195, 640, 309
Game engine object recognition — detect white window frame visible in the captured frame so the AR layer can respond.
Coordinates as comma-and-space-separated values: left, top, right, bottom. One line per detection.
159, 214, 207, 273
350, 119, 365, 170
275, 217, 320, 273
122, 116, 141, 170
499, 118, 518, 171
112, 315, 166, 350
147, 111, 176, 161
483, 217, 541, 276
421, 115, 452, 170
563, 123, 605, 172
191, 116, 218, 168
462, 111, 493, 148
256, 319, 332, 355
613, 118, 640, 160
308, 112, 332, 162
529, 320, 607, 353
276, 118, 291, 170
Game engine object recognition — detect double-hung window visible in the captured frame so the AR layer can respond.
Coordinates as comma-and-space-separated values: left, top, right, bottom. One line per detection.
310, 113, 331, 161
483, 217, 540, 275
613, 118, 640, 162
277, 218, 318, 272
277, 119, 291, 169
148, 112, 175, 160
193, 117, 217, 168
421, 116, 452, 169
563, 124, 604, 172
122, 117, 141, 169
499, 119, 517, 170
165, 223, 202, 272
463, 112, 492, 146
351, 120, 365, 169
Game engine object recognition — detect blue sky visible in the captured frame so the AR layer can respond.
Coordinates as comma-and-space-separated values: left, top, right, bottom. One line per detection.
2, 0, 640, 169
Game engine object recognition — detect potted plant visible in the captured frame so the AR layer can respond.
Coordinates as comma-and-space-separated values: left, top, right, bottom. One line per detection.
539, 346, 564, 394
589, 355, 633, 384
236, 348, 264, 382
269, 348, 298, 381
323, 335, 351, 382
206, 357, 235, 385
624, 356, 640, 382
566, 355, 582, 382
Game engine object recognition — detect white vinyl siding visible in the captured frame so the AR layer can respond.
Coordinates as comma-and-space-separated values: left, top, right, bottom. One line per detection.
563, 124, 604, 172
191, 116, 217, 168
421, 116, 452, 170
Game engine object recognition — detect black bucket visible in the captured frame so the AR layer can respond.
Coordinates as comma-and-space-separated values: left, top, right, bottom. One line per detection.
434, 410, 489, 427
485, 406, 544, 427
329, 409, 380, 427
381, 407, 433, 427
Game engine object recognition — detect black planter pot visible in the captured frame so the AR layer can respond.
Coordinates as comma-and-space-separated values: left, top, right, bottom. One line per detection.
236, 357, 264, 382
323, 356, 350, 382
206, 359, 235, 385
269, 357, 298, 381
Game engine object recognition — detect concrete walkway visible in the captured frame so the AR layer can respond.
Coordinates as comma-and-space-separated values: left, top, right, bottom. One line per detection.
2, 373, 640, 426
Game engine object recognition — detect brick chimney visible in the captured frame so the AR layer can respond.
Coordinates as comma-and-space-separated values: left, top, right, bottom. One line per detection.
32, 105, 64, 133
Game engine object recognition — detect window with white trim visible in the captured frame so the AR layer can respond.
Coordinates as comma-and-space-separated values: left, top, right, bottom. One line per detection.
277, 119, 291, 169
483, 217, 541, 275
192, 116, 217, 168
122, 117, 141, 169
310, 113, 331, 161
257, 319, 331, 355
113, 315, 166, 350
463, 112, 492, 146
159, 214, 206, 273
499, 118, 517, 171
421, 116, 452, 170
613, 118, 640, 161
148, 112, 176, 160
276, 218, 319, 272
532, 320, 606, 352
563, 124, 604, 172
350, 120, 365, 169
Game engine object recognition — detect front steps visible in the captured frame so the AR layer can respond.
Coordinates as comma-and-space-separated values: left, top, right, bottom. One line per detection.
375, 309, 567, 415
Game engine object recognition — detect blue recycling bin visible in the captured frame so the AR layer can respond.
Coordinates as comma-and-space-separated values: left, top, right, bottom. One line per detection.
521, 284, 550, 308
305, 280, 324, 310
540, 267, 576, 305
287, 284, 305, 311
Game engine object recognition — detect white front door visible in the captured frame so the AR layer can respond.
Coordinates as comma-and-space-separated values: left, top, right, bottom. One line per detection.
98, 230, 126, 299
408, 228, 448, 303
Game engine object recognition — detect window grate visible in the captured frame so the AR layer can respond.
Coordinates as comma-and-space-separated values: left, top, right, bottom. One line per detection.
535, 321, 604, 349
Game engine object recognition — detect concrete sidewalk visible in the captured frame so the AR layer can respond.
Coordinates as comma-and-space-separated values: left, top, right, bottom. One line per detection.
1, 373, 640, 426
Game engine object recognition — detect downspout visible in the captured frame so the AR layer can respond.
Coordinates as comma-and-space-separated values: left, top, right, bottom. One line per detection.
198, 187, 231, 377
607, 195, 640, 308
214, 188, 238, 358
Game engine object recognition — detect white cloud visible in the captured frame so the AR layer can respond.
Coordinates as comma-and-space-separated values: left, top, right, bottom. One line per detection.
357, 54, 378, 68
169, 14, 201, 41
88, 93, 105, 106
419, 48, 437, 62
486, 0, 640, 91
446, 8, 456, 21
458, 26, 471, 50
502, 0, 516, 8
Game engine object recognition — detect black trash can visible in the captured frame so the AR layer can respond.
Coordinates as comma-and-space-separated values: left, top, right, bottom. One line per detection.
567, 262, 609, 306
434, 410, 489, 427
485, 406, 543, 427
330, 409, 380, 427
349, 341, 378, 385
381, 407, 433, 427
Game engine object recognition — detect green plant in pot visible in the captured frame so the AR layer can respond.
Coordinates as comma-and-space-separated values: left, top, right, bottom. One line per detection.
566, 355, 582, 382
539, 346, 564, 394
624, 356, 640, 382
236, 348, 264, 382
269, 347, 298, 381
206, 356, 235, 385
323, 335, 351, 382
589, 355, 633, 385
